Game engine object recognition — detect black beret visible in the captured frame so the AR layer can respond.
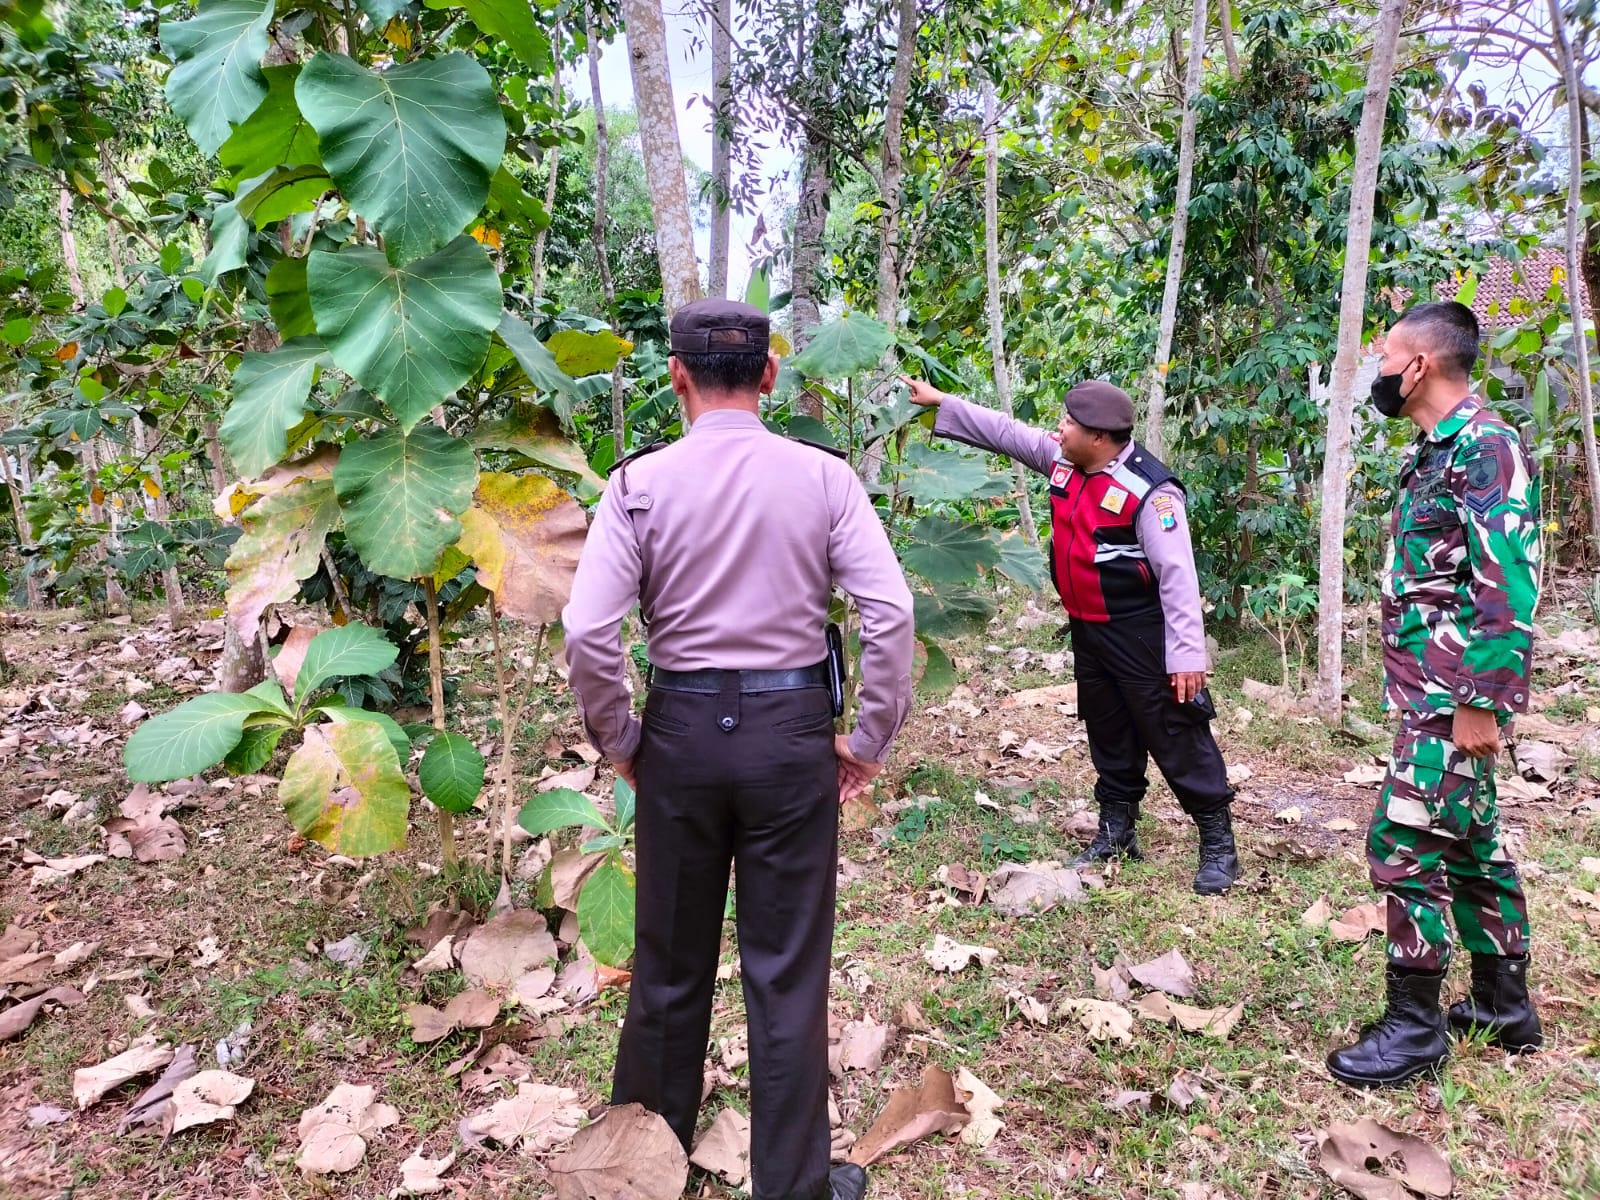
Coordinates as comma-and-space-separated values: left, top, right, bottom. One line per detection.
669, 299, 770, 356
1064, 380, 1135, 432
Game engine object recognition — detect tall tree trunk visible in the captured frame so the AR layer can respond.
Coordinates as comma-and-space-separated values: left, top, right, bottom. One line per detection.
1142, 0, 1208, 458
1216, 0, 1240, 80
131, 418, 184, 616
789, 138, 831, 421
875, 0, 917, 331
708, 0, 732, 298
58, 187, 84, 306
587, 8, 628, 462
0, 435, 44, 607
620, 0, 702, 314
99, 145, 128, 289
1313, 0, 1408, 715
204, 419, 229, 498
217, 616, 266, 692
1579, 108, 1600, 381
1550, 0, 1600, 566
982, 82, 1038, 551
530, 21, 564, 300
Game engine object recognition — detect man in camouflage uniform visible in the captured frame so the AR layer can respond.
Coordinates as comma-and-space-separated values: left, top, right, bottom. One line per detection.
1327, 300, 1544, 1090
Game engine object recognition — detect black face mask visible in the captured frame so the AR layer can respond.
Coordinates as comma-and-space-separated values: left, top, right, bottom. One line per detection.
1369, 354, 1421, 418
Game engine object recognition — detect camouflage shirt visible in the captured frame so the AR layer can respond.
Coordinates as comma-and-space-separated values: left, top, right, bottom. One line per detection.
1381, 396, 1540, 716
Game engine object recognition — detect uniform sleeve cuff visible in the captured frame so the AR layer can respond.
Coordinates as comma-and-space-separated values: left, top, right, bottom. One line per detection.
1165, 652, 1209, 673
1451, 676, 1530, 713
847, 729, 889, 764
603, 717, 643, 763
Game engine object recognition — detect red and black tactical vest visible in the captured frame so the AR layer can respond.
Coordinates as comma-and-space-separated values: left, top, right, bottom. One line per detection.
1047, 442, 1181, 622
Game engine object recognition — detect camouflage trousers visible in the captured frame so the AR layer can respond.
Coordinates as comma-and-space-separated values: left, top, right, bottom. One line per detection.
1366, 712, 1530, 970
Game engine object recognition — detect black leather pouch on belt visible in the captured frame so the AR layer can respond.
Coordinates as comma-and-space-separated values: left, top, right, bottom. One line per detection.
825, 623, 846, 718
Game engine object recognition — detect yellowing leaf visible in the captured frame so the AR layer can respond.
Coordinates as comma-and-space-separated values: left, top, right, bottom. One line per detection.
770, 331, 793, 357
141, 476, 161, 498
1083, 144, 1101, 165
55, 342, 78, 361
456, 472, 587, 624
546, 328, 633, 376
90, 485, 106, 506
471, 224, 503, 249
382, 15, 412, 48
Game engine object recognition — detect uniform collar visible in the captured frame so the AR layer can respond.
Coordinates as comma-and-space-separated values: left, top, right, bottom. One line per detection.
1422, 394, 1480, 444
686, 407, 765, 434
1075, 439, 1137, 475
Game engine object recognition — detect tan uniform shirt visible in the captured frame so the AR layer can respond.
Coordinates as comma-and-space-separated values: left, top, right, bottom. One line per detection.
562, 408, 915, 763
933, 397, 1209, 673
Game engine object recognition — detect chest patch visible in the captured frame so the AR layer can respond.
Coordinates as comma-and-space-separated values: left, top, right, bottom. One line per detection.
1100, 486, 1129, 514
1151, 492, 1177, 530
1050, 463, 1071, 489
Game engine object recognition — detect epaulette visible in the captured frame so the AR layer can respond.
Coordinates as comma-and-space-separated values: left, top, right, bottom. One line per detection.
606, 439, 670, 476
789, 435, 849, 461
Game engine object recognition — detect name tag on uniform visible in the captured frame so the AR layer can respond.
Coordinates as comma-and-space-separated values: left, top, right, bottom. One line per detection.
1100, 486, 1128, 514
1049, 463, 1070, 488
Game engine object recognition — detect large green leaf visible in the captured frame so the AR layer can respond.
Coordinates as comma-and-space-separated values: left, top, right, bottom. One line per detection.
280, 721, 409, 857
332, 426, 477, 579
226, 473, 341, 636
613, 777, 636, 835
994, 531, 1046, 591
912, 587, 997, 638
233, 164, 331, 227
417, 731, 485, 814
472, 406, 603, 498
123, 692, 268, 782
426, 0, 552, 71
916, 637, 958, 697
219, 64, 319, 179
893, 443, 1011, 505
517, 788, 612, 837
221, 337, 329, 478
319, 706, 411, 766
495, 312, 575, 427
789, 312, 893, 379
900, 515, 1000, 584
295, 622, 399, 702
296, 51, 505, 265
266, 256, 315, 338
309, 239, 501, 431
199, 197, 249, 286
579, 853, 636, 968
161, 0, 273, 155
224, 723, 287, 774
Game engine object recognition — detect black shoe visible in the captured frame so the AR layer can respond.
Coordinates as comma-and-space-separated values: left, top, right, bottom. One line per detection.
830, 1163, 867, 1200
1191, 807, 1240, 895
1071, 802, 1143, 865
1326, 965, 1451, 1088
1447, 953, 1543, 1052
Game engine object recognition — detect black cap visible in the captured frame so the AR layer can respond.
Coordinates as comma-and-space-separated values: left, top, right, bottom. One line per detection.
669, 298, 770, 356
1064, 380, 1135, 432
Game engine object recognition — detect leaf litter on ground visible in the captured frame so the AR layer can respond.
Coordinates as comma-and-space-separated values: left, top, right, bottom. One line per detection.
462, 1081, 585, 1153
547, 1102, 688, 1200
849, 1064, 971, 1167
690, 1106, 751, 1188
1316, 1116, 1453, 1200
296, 1082, 400, 1175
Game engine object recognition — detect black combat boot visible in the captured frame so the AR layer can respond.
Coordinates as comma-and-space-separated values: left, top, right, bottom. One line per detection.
1326, 965, 1451, 1088
1447, 953, 1542, 1052
1071, 801, 1142, 865
829, 1163, 867, 1200
1191, 807, 1240, 895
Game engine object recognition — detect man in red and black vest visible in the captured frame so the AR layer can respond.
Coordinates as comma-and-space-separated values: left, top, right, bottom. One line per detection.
902, 375, 1240, 894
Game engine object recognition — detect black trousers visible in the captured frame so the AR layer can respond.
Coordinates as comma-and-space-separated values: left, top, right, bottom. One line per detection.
612, 683, 837, 1200
1070, 612, 1233, 818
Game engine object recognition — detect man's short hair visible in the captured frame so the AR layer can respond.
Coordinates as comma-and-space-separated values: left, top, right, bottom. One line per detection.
1394, 300, 1480, 378
672, 348, 769, 394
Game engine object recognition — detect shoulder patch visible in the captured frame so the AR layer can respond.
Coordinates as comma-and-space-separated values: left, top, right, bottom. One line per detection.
1462, 450, 1500, 491
1150, 491, 1178, 531
606, 439, 670, 476
789, 435, 849, 460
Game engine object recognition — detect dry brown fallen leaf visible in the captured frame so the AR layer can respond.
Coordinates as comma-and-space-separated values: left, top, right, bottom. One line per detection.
985, 861, 1084, 917
548, 1102, 689, 1200
1300, 896, 1335, 930
1274, 806, 1304, 823
1133, 993, 1246, 1040
405, 989, 500, 1044
1001, 683, 1078, 709
1164, 1074, 1206, 1110
391, 1143, 457, 1197
936, 863, 985, 904
953, 1067, 1003, 1148
462, 1044, 533, 1093
1127, 948, 1197, 998
412, 935, 457, 975
1092, 960, 1134, 1002
1343, 763, 1387, 786
538, 763, 598, 794
464, 1081, 585, 1153
836, 1015, 893, 1075
296, 1083, 400, 1175
73, 1037, 174, 1109
546, 848, 606, 913
1328, 902, 1386, 943
690, 1107, 751, 1189
1514, 739, 1572, 782
0, 951, 55, 986
30, 853, 106, 887
1496, 772, 1552, 803
1058, 999, 1135, 1044
458, 910, 558, 988
923, 934, 998, 973
849, 1065, 971, 1167
0, 986, 84, 1041
1323, 818, 1361, 832
119, 1044, 199, 1134
170, 1070, 254, 1133
1316, 1116, 1453, 1200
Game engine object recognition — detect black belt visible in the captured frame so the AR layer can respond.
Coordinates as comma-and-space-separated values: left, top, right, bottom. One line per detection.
649, 661, 830, 694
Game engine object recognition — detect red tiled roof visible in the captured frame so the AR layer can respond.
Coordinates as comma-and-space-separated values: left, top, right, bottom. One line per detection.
1442, 246, 1591, 329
